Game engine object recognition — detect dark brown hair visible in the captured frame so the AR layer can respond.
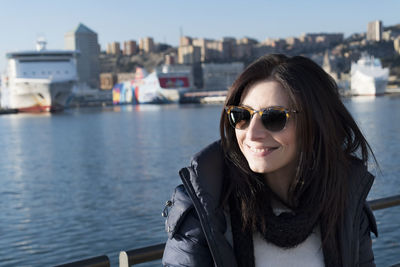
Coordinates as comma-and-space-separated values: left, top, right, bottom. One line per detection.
220, 54, 375, 262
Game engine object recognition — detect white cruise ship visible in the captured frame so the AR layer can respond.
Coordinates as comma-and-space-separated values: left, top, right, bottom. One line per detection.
350, 54, 389, 96
0, 39, 78, 112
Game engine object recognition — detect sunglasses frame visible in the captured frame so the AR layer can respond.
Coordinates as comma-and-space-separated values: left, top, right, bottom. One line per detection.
225, 105, 299, 132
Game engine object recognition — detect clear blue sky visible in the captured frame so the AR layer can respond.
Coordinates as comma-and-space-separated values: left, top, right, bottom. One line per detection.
0, 0, 399, 69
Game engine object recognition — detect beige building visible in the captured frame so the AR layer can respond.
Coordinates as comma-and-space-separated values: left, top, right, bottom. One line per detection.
180, 36, 254, 62
192, 38, 210, 62
206, 40, 224, 61
178, 45, 201, 64
164, 54, 176, 65
264, 38, 286, 49
180, 36, 193, 46
190, 38, 237, 62
123, 40, 137, 55
139, 37, 155, 53
286, 37, 300, 46
367, 20, 383, 42
238, 37, 258, 45
106, 42, 121, 55
394, 37, 400, 54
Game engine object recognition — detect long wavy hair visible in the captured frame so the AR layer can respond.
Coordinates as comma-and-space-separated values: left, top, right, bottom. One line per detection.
220, 54, 375, 263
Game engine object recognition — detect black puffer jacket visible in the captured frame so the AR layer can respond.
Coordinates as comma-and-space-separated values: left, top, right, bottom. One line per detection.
162, 141, 378, 267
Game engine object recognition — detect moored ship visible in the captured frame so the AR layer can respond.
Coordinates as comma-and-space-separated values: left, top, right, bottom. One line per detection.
112, 65, 192, 104
0, 39, 78, 112
350, 54, 389, 96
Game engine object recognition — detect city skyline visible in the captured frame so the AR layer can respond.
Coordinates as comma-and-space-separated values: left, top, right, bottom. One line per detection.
0, 0, 399, 69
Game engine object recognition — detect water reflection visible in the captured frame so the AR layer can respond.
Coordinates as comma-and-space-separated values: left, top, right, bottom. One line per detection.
0, 99, 398, 266
349, 95, 377, 102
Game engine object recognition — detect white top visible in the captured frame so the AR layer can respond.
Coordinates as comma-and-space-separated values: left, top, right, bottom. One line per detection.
253, 226, 324, 267
224, 205, 325, 267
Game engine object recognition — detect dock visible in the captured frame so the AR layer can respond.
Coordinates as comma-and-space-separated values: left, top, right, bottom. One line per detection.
180, 90, 227, 104
386, 87, 400, 94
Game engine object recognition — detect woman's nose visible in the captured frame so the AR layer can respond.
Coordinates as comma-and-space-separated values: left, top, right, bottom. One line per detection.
246, 114, 267, 140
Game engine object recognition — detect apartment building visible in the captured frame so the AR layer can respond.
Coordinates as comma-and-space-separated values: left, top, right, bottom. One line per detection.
178, 45, 201, 64
123, 40, 137, 55
180, 36, 193, 46
106, 42, 121, 55
367, 20, 383, 42
394, 37, 400, 54
139, 37, 155, 53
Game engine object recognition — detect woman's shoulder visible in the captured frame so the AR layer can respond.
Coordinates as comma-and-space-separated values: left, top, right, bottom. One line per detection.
347, 156, 374, 190
181, 140, 227, 206
190, 140, 224, 169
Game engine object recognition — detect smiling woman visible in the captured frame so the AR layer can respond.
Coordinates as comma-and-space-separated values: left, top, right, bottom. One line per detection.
162, 54, 378, 267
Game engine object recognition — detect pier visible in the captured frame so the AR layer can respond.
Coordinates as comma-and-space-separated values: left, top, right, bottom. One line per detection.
54, 194, 400, 267
180, 90, 227, 104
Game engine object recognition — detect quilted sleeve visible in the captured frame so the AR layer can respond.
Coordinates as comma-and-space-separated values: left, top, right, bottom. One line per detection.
162, 185, 213, 266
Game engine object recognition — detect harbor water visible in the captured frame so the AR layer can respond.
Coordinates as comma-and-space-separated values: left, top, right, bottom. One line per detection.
0, 96, 399, 267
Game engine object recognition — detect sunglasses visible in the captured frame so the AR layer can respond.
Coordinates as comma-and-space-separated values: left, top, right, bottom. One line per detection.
225, 105, 298, 132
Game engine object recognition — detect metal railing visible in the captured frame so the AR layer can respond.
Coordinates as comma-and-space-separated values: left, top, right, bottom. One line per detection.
368, 195, 400, 210
54, 194, 400, 267
54, 255, 110, 267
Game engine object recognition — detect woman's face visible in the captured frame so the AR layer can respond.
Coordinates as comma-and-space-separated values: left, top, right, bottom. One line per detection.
235, 80, 298, 178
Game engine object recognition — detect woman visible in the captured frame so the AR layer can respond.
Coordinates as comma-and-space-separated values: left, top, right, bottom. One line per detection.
162, 54, 378, 266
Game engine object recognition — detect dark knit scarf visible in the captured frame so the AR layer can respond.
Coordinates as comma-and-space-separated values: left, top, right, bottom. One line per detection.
228, 188, 335, 267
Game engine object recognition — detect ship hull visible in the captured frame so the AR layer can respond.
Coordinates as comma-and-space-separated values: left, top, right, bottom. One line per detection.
351, 70, 388, 96
1, 79, 75, 112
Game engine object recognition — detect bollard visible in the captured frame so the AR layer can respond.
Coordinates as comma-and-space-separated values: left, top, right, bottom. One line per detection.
119, 243, 165, 267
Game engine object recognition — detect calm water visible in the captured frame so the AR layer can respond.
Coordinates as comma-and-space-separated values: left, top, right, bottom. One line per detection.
0, 96, 399, 267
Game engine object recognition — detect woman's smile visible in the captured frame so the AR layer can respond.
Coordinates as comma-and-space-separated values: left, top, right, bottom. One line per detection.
245, 143, 279, 156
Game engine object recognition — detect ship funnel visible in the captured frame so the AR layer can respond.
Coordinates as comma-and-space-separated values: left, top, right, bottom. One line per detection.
36, 38, 47, 51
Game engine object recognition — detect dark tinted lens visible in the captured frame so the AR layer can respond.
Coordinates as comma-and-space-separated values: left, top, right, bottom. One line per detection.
261, 109, 287, 131
229, 107, 251, 129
